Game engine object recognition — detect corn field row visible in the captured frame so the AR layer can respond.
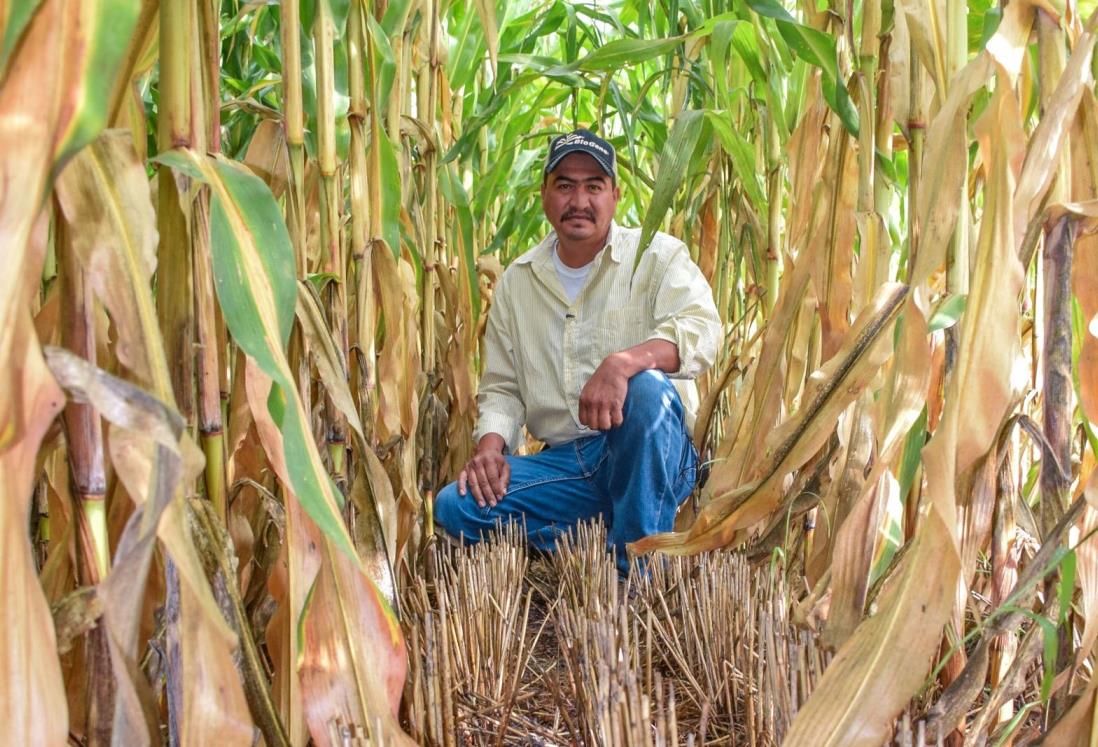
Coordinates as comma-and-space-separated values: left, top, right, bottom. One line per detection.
2, 0, 1098, 744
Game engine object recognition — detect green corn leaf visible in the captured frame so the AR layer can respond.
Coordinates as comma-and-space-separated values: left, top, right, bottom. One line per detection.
708, 19, 739, 107
438, 163, 482, 320
744, 0, 859, 137
153, 148, 362, 567
689, 10, 741, 36
743, 0, 797, 26
729, 21, 768, 86
897, 407, 928, 503
375, 120, 403, 260
706, 110, 766, 210
1058, 550, 1076, 627
577, 35, 687, 71
635, 109, 706, 270
302, 0, 350, 36
365, 11, 397, 102
928, 294, 968, 332
381, 0, 414, 37
54, 0, 142, 163
0, 0, 43, 77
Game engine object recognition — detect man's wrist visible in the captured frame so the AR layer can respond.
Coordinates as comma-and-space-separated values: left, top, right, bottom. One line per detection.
475, 433, 507, 455
604, 350, 639, 378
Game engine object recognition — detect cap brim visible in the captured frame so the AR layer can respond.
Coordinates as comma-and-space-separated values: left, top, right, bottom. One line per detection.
544, 146, 615, 178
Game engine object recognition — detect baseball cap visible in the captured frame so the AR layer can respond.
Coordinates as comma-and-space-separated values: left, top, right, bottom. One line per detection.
544, 128, 616, 179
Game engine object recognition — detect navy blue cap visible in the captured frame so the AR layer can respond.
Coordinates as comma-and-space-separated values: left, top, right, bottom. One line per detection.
544, 128, 616, 179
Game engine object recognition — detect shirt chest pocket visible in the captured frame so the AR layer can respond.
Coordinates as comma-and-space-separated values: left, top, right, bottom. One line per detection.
593, 304, 650, 355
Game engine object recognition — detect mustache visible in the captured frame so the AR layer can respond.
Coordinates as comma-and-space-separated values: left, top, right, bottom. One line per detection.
562, 209, 595, 221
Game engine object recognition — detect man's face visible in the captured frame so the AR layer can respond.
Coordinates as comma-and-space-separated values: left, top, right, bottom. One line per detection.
540, 153, 620, 246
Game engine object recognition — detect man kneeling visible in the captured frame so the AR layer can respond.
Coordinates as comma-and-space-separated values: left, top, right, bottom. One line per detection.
435, 128, 721, 575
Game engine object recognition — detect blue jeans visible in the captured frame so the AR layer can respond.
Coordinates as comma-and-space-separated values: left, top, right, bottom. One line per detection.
434, 371, 699, 575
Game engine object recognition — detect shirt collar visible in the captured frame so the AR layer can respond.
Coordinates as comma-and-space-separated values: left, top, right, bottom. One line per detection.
516, 220, 621, 266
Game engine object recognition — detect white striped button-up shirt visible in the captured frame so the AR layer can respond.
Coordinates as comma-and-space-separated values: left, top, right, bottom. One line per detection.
475, 222, 722, 452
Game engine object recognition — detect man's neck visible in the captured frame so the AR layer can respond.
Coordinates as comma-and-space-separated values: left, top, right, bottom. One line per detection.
555, 231, 610, 268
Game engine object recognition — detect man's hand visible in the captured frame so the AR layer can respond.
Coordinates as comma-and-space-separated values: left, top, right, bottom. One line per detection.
578, 353, 631, 430
458, 433, 511, 508
579, 341, 681, 431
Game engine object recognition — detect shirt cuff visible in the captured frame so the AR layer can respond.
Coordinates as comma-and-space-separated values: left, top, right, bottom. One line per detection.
647, 327, 694, 378
473, 412, 523, 454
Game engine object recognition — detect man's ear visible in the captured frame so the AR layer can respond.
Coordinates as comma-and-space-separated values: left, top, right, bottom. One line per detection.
613, 184, 621, 202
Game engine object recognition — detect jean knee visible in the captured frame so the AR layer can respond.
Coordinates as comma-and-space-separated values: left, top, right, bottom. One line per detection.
627, 369, 670, 396
433, 481, 466, 536
623, 370, 678, 421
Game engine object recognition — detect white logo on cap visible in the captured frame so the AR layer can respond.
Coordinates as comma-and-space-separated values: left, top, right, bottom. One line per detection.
554, 132, 611, 157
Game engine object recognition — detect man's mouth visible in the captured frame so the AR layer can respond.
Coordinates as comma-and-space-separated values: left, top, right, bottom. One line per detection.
563, 213, 594, 222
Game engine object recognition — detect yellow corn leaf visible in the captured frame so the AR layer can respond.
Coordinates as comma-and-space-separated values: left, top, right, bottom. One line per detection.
706, 245, 814, 497
298, 501, 413, 747
375, 244, 421, 441
1046, 454, 1098, 745
783, 495, 959, 746
910, 54, 991, 287
0, 216, 67, 746
349, 461, 399, 608
296, 280, 400, 610
0, 0, 137, 451
985, 0, 1041, 80
784, 281, 819, 410
1012, 31, 1096, 241
810, 121, 857, 361
296, 280, 368, 449
158, 499, 254, 746
1074, 455, 1098, 668
55, 131, 255, 744
246, 361, 409, 744
55, 130, 162, 387
887, 6, 912, 134
472, 0, 499, 72
1071, 96, 1098, 425
819, 398, 876, 648
46, 347, 253, 746
815, 302, 930, 623
0, 12, 139, 737
785, 73, 1025, 747
633, 283, 908, 556
253, 361, 315, 747
244, 118, 290, 197
786, 77, 828, 256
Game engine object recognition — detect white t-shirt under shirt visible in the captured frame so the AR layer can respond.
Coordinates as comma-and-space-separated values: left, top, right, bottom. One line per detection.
551, 246, 595, 302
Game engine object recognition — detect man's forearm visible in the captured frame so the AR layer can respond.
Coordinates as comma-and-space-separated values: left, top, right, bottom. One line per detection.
606, 338, 680, 378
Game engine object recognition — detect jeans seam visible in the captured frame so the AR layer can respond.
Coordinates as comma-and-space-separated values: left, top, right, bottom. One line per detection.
478, 474, 591, 520
506, 473, 590, 495
574, 436, 606, 476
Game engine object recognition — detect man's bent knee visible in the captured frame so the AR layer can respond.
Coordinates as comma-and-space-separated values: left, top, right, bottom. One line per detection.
433, 481, 477, 542
622, 370, 679, 421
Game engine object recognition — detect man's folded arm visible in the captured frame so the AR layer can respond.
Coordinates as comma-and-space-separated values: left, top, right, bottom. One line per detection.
648, 242, 722, 378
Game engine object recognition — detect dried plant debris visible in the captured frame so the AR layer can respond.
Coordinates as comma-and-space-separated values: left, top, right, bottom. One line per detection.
401, 521, 831, 745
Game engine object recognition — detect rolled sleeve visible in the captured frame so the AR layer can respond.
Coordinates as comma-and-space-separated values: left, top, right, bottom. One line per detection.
648, 243, 722, 379
473, 286, 526, 452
